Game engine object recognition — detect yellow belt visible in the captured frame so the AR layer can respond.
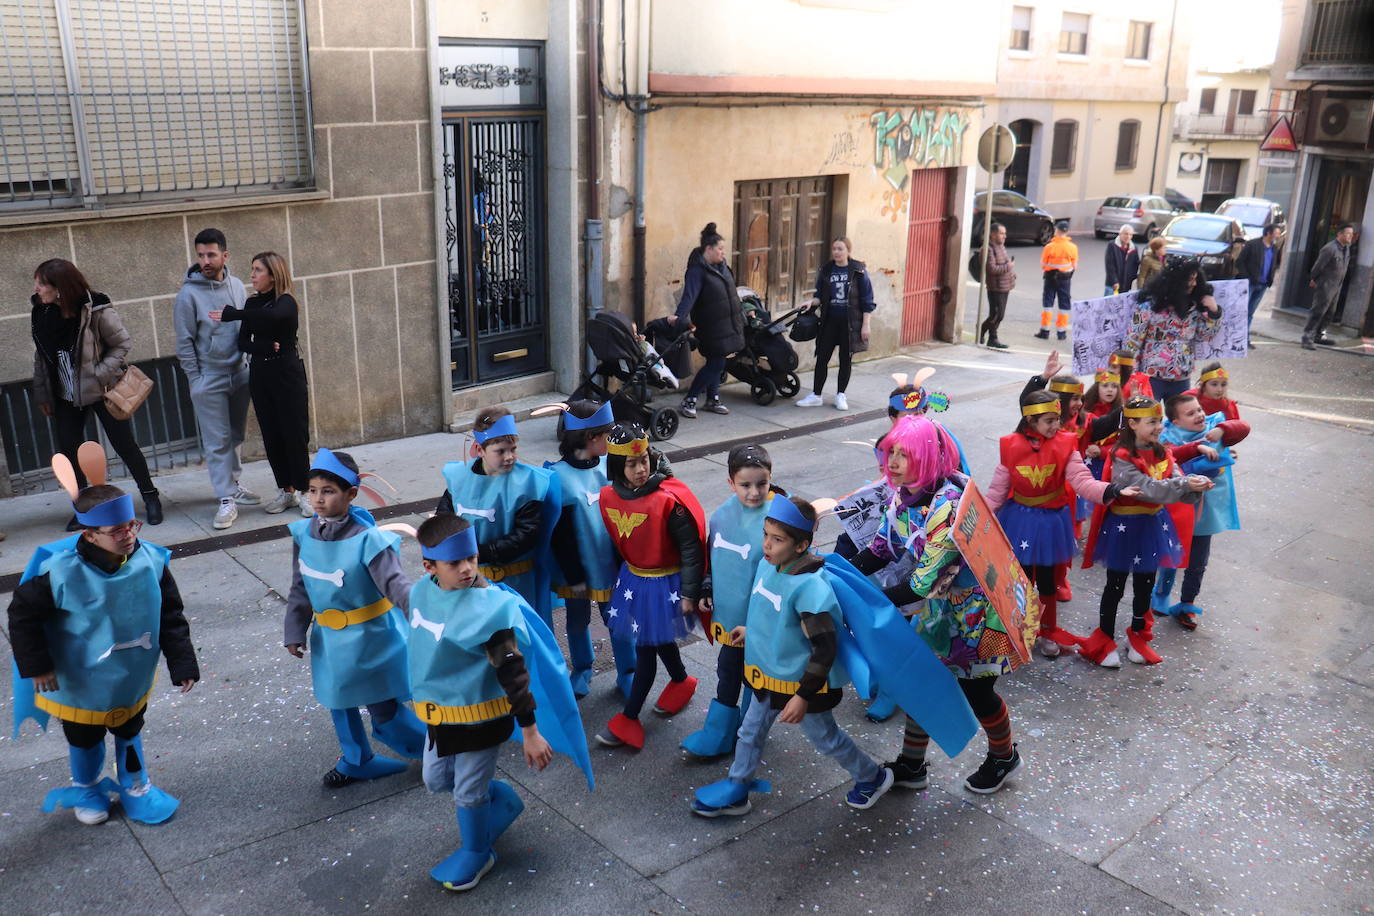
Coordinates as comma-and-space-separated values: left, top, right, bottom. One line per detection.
743, 664, 830, 695
1109, 504, 1162, 516
627, 564, 680, 578
555, 585, 614, 602
36, 684, 154, 728
1012, 491, 1061, 507
710, 621, 740, 646
412, 696, 512, 725
479, 558, 534, 583
314, 597, 393, 630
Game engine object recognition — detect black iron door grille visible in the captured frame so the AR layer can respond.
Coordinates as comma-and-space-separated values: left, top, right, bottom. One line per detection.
442, 115, 548, 388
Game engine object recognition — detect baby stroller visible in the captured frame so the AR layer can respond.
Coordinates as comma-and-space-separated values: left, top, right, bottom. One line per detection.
570, 310, 693, 442
723, 288, 805, 405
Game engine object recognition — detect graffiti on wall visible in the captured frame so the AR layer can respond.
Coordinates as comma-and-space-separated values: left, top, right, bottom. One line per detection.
870, 108, 969, 192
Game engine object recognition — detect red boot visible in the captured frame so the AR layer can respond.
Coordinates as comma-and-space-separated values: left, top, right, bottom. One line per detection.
602, 713, 645, 749
1055, 563, 1072, 602
1126, 627, 1163, 665
653, 675, 698, 716
1035, 596, 1083, 650
1078, 628, 1120, 666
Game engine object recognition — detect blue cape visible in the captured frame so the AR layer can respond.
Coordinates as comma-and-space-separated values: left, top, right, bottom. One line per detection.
11, 535, 82, 737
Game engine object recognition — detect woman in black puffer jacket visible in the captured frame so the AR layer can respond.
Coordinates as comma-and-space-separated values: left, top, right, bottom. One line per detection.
672, 223, 745, 419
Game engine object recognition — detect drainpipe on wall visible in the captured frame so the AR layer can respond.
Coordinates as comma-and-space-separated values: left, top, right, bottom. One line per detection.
1150, 0, 1180, 193
584, 2, 605, 371
633, 101, 647, 328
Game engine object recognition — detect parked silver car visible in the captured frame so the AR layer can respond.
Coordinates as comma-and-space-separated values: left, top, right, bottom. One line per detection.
1093, 194, 1181, 240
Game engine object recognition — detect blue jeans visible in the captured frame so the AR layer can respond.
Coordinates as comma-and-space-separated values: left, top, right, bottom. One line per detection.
686, 354, 727, 400
726, 695, 881, 784
1246, 283, 1268, 331
1148, 375, 1191, 403
423, 741, 500, 808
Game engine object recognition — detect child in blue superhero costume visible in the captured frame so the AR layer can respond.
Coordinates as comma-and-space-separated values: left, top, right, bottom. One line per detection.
691, 496, 895, 816
1155, 390, 1250, 630
408, 514, 554, 893
286, 448, 426, 787
544, 399, 632, 698
8, 445, 197, 826
436, 407, 560, 630
681, 444, 779, 759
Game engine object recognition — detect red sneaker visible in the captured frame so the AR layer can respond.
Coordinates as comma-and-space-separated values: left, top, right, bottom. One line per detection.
653, 675, 698, 716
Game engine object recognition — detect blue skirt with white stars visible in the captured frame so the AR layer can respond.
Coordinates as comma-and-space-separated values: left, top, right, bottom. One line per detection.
1092, 510, 1183, 574
605, 565, 692, 646
997, 502, 1078, 567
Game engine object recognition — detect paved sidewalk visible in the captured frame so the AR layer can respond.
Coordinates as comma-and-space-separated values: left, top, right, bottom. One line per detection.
2, 335, 1371, 915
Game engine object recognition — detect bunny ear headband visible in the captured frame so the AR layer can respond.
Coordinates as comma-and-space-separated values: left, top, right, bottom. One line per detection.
53, 442, 134, 526
888, 368, 949, 413
531, 401, 615, 430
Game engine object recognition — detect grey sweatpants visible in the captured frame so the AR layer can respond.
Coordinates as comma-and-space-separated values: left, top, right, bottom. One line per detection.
191, 365, 251, 500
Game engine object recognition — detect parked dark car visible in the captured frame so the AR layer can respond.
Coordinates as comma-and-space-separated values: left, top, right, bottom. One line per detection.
1214, 197, 1286, 241
1163, 187, 1197, 212
1160, 214, 1246, 278
971, 190, 1056, 245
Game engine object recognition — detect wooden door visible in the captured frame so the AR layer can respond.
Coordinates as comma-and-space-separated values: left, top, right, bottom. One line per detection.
900, 167, 953, 345
733, 177, 833, 311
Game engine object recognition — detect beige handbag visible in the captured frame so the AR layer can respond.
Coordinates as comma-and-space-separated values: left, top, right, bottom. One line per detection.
103, 364, 154, 420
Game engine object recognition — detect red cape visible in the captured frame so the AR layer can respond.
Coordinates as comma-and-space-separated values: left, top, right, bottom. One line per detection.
1081, 447, 1196, 569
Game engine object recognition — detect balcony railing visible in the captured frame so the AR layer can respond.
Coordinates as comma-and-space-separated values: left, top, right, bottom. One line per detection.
1174, 113, 1269, 139
1301, 0, 1374, 67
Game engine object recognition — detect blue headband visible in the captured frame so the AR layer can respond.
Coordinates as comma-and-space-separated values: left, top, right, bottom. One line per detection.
473, 414, 518, 444
766, 497, 813, 534
421, 526, 479, 562
310, 447, 359, 488
888, 389, 950, 413
563, 401, 615, 431
73, 492, 135, 528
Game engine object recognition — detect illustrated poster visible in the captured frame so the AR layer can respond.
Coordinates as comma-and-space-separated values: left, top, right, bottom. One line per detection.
949, 480, 1037, 664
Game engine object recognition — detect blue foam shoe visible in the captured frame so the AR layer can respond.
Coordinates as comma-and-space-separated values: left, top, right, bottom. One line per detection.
567, 623, 595, 699
569, 667, 594, 699
691, 777, 769, 818
680, 699, 742, 759
329, 707, 409, 784
432, 803, 496, 891
42, 743, 118, 824
371, 705, 426, 760
487, 780, 525, 844
610, 633, 637, 697
1167, 601, 1203, 630
1152, 569, 1177, 612
865, 692, 896, 723
114, 735, 180, 824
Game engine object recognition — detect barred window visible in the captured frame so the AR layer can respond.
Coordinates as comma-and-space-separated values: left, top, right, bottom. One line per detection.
0, 0, 313, 213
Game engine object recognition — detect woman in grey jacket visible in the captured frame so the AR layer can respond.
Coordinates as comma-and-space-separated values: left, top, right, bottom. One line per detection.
31, 259, 162, 526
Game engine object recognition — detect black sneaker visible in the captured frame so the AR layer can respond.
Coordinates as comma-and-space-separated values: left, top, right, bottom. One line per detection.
986, 338, 1009, 350
1056, 331, 1067, 341
1034, 330, 1050, 340
679, 397, 698, 419
886, 757, 929, 790
963, 743, 1022, 794
1315, 335, 1335, 347
703, 398, 730, 415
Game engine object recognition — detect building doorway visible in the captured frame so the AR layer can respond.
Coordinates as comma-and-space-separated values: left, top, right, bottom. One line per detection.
900, 167, 954, 345
1202, 158, 1242, 212
1005, 119, 1039, 197
1296, 156, 1371, 319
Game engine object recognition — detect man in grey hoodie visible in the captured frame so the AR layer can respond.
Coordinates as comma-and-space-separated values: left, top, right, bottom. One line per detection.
174, 227, 260, 529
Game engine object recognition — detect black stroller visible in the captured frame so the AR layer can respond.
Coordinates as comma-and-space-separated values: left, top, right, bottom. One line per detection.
722, 288, 805, 405
569, 310, 693, 441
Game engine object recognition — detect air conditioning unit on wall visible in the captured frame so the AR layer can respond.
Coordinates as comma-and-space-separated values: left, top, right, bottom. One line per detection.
1309, 92, 1374, 148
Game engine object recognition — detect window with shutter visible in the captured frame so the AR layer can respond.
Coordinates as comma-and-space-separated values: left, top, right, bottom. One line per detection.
1115, 120, 1140, 170
1050, 120, 1077, 174
1009, 6, 1032, 51
1058, 12, 1088, 55
0, 0, 312, 213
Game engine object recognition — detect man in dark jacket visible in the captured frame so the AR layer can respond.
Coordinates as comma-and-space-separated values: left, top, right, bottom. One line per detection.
1302, 223, 1355, 349
1235, 224, 1283, 347
1103, 226, 1140, 295
673, 226, 744, 418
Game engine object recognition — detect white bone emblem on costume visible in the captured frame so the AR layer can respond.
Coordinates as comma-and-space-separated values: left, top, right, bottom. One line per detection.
453, 503, 496, 521
752, 580, 782, 612
713, 532, 751, 560
95, 631, 153, 662
584, 491, 600, 506
410, 608, 444, 641
298, 559, 345, 588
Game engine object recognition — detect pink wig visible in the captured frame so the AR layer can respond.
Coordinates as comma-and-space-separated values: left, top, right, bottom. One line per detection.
877, 415, 961, 491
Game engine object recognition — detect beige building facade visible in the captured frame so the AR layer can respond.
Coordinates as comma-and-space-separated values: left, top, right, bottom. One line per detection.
984, 2, 1191, 228
1171, 67, 1274, 212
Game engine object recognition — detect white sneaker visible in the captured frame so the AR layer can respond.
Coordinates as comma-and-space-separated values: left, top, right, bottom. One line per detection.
213, 499, 238, 530
834, 392, 849, 411
74, 805, 109, 825
263, 489, 298, 514
301, 499, 315, 518
232, 485, 262, 506
796, 393, 822, 407
1099, 649, 1122, 669
1127, 645, 1148, 665
1035, 636, 1061, 658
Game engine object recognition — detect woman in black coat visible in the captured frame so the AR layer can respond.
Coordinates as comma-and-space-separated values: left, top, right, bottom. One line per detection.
795, 237, 875, 411
217, 251, 311, 515
672, 223, 745, 419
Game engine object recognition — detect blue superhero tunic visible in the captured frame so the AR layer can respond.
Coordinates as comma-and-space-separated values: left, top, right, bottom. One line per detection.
441, 460, 560, 625
707, 495, 772, 639
289, 519, 410, 710
1161, 413, 1241, 536
545, 456, 619, 601
743, 564, 847, 697
35, 541, 170, 724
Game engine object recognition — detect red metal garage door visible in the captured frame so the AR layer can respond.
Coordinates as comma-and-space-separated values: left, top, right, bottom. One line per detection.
900, 168, 953, 345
